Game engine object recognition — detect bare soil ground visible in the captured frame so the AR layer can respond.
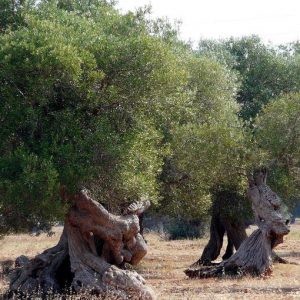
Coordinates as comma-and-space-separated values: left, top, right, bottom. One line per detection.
1, 222, 300, 299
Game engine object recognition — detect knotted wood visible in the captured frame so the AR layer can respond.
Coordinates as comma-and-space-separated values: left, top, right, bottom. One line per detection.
9, 189, 155, 299
185, 170, 290, 278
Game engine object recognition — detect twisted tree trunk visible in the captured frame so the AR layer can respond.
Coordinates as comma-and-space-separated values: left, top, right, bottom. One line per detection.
185, 170, 291, 278
9, 189, 155, 299
191, 190, 248, 267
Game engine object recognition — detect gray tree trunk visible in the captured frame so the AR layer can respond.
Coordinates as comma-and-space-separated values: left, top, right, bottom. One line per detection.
8, 189, 155, 299
186, 170, 291, 278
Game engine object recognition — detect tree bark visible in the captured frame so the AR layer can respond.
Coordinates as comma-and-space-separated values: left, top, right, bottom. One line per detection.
222, 219, 247, 260
191, 190, 248, 267
8, 189, 155, 299
185, 170, 291, 278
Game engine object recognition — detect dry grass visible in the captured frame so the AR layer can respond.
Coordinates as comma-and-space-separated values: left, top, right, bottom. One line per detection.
1, 223, 300, 299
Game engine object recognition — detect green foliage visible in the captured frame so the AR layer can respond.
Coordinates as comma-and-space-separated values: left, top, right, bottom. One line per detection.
1, 0, 299, 234
0, 0, 189, 232
198, 36, 300, 120
212, 186, 253, 223
0, 0, 33, 32
114, 122, 165, 207
0, 148, 65, 233
159, 56, 248, 222
196, 36, 300, 215
255, 93, 300, 161
255, 92, 300, 208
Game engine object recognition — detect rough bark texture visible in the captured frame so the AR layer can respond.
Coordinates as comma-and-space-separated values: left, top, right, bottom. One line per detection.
191, 191, 248, 267
9, 189, 155, 299
185, 170, 291, 278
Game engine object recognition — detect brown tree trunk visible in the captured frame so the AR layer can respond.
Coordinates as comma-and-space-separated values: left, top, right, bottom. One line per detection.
222, 219, 247, 260
139, 212, 145, 238
8, 189, 155, 299
185, 170, 291, 278
194, 213, 226, 266
222, 235, 234, 260
191, 190, 248, 267
191, 215, 247, 266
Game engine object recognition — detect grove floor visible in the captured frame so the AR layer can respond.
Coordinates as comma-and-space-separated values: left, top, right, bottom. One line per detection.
1, 222, 300, 299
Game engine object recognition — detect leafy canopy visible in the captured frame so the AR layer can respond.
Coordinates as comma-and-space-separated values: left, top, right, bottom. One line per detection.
1, 0, 299, 233
254, 92, 300, 208
0, 0, 190, 232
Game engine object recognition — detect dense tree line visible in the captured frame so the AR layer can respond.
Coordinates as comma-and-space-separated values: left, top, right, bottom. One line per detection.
0, 0, 299, 237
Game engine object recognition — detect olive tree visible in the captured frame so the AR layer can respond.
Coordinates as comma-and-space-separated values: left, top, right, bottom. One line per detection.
0, 1, 189, 297
186, 93, 299, 278
198, 36, 300, 120
255, 92, 300, 209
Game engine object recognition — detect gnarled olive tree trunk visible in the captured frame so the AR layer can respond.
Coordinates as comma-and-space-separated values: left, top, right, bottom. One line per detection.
191, 189, 248, 267
185, 170, 290, 278
9, 189, 155, 299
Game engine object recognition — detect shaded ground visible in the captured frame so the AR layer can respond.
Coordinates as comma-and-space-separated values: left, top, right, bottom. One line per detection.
1, 222, 300, 299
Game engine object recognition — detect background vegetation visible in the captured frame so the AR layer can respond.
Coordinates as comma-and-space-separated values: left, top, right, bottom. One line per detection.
0, 0, 299, 237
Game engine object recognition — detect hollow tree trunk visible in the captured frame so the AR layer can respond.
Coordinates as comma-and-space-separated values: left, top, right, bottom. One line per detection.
9, 189, 155, 299
185, 170, 291, 278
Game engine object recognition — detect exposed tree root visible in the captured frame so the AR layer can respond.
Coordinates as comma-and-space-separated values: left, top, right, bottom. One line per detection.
186, 229, 273, 278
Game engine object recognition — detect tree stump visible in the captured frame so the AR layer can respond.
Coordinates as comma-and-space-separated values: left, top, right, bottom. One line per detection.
8, 189, 155, 299
185, 170, 291, 278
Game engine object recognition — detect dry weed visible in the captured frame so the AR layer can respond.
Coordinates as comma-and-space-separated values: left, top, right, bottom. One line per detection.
1, 223, 300, 299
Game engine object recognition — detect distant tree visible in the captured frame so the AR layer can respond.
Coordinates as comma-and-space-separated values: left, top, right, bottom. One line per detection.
198, 36, 300, 120
255, 92, 300, 209
159, 54, 249, 224
191, 36, 300, 264
185, 68, 300, 271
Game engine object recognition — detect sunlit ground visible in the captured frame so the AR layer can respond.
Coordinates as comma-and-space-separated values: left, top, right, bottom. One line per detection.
1, 222, 300, 299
